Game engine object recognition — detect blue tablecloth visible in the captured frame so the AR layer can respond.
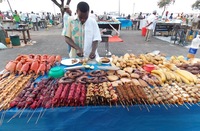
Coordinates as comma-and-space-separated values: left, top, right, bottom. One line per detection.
1, 104, 200, 131
1, 61, 200, 130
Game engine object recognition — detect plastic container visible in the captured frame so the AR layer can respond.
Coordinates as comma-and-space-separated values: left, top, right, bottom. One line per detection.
48, 67, 64, 78
142, 27, 147, 36
10, 35, 20, 46
143, 64, 155, 72
187, 35, 200, 59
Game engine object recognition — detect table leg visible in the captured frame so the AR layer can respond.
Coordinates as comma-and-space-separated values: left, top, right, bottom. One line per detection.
22, 31, 27, 44
105, 42, 112, 57
27, 30, 31, 40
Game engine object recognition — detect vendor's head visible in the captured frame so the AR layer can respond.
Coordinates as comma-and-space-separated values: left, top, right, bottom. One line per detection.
153, 10, 157, 15
64, 5, 70, 13
76, 1, 89, 24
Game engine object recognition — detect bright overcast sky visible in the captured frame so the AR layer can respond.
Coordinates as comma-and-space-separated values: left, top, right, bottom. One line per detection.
0, 0, 199, 15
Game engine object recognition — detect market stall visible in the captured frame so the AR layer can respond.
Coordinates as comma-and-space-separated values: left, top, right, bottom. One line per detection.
154, 22, 181, 36
98, 21, 121, 36
0, 53, 200, 130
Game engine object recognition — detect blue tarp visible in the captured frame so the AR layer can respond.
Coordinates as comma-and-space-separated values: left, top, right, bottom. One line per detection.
118, 19, 132, 28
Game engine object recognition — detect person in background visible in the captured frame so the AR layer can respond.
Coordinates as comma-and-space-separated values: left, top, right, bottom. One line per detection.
137, 12, 144, 30
30, 11, 38, 31
90, 10, 97, 21
64, 1, 101, 59
0, 11, 4, 24
5, 11, 11, 20
19, 12, 26, 24
13, 10, 21, 28
41, 12, 47, 28
62, 5, 72, 53
169, 13, 173, 20
127, 14, 131, 19
102, 12, 107, 21
162, 11, 169, 21
192, 15, 199, 29
145, 10, 157, 42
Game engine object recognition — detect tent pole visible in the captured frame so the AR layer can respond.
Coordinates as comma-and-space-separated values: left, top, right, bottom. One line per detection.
7, 0, 13, 14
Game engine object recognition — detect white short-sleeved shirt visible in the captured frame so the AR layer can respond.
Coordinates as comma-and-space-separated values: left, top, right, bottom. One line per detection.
65, 16, 102, 58
146, 14, 156, 30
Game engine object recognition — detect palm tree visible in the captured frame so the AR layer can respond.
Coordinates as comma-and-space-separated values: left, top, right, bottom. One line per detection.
192, 0, 200, 10
157, 0, 175, 16
51, 0, 71, 16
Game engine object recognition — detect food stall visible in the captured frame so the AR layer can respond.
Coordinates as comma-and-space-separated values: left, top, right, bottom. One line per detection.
98, 21, 121, 36
0, 53, 200, 130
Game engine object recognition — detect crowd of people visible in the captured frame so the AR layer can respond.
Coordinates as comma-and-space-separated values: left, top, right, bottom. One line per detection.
0, 10, 62, 31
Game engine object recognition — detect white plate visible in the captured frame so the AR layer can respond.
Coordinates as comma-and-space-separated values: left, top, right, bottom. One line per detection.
61, 59, 80, 66
96, 57, 112, 64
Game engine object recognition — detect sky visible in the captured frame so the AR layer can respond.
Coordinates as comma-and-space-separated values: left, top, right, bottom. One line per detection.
0, 0, 199, 15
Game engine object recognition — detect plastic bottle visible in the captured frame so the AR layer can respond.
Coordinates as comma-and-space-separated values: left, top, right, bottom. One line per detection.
187, 35, 200, 59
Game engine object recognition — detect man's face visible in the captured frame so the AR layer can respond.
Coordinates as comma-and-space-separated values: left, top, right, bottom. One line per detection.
77, 10, 89, 24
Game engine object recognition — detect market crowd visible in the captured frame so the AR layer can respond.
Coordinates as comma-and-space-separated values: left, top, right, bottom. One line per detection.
0, 10, 62, 31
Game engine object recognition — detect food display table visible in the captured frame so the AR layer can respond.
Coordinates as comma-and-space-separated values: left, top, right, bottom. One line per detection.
5, 28, 31, 44
1, 54, 200, 131
98, 21, 121, 36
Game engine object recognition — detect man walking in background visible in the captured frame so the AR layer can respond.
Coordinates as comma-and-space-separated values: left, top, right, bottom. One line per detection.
145, 10, 157, 42
62, 5, 72, 53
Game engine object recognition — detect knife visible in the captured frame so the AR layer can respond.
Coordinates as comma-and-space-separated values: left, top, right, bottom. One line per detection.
97, 66, 120, 70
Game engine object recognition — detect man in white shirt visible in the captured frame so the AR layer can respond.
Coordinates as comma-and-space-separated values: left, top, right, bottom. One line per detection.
145, 10, 157, 42
64, 1, 101, 59
30, 12, 39, 31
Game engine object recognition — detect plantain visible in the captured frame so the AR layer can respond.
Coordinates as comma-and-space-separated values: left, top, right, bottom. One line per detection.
172, 72, 182, 83
167, 71, 176, 81
151, 70, 166, 83
151, 73, 163, 85
163, 71, 171, 81
175, 69, 194, 82
176, 73, 190, 84
178, 69, 197, 83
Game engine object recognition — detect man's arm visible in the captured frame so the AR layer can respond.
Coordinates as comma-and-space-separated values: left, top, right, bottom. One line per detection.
89, 40, 98, 59
65, 36, 83, 57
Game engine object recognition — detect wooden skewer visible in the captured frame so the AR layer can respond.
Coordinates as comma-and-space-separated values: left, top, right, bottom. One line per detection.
119, 100, 125, 108
7, 109, 22, 123
160, 101, 168, 110
26, 110, 30, 118
0, 110, 7, 126
19, 105, 27, 118
183, 103, 190, 110
27, 109, 36, 123
41, 108, 47, 118
142, 99, 150, 112
35, 108, 43, 124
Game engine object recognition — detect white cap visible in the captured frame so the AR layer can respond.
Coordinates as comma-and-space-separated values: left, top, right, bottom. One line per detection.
64, 5, 70, 9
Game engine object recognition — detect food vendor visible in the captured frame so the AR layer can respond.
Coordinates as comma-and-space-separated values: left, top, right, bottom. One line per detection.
64, 1, 102, 59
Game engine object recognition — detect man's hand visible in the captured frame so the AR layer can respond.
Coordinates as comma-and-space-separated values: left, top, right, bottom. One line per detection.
77, 48, 83, 57
89, 51, 96, 59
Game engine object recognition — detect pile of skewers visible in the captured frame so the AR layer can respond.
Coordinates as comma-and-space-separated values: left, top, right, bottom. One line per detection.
86, 82, 118, 106
0, 74, 34, 110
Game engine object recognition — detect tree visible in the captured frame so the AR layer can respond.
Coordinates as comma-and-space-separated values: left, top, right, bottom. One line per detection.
157, 0, 175, 16
192, 0, 200, 10
51, 0, 71, 16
